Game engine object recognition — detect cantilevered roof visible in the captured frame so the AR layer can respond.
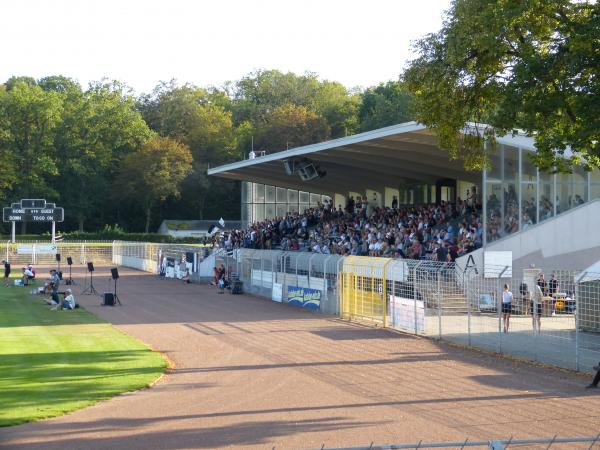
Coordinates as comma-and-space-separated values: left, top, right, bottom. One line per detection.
207, 121, 536, 195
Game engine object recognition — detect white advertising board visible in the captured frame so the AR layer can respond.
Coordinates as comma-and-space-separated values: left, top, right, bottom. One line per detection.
484, 251, 512, 278
390, 296, 424, 333
272, 283, 283, 302
17, 244, 57, 255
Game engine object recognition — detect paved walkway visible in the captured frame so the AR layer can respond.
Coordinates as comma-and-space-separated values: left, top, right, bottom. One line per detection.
1, 266, 599, 449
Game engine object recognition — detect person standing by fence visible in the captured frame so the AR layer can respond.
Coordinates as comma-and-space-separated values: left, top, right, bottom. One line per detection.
2, 260, 10, 287
502, 284, 513, 333
532, 283, 543, 333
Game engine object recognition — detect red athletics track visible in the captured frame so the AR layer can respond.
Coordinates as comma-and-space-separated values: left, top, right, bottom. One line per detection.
1, 266, 599, 449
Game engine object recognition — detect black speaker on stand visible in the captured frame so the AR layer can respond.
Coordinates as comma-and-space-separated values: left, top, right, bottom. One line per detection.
81, 262, 98, 295
66, 256, 75, 285
108, 267, 122, 306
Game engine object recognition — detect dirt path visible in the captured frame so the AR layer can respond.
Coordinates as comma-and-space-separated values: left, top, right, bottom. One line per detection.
1, 266, 599, 449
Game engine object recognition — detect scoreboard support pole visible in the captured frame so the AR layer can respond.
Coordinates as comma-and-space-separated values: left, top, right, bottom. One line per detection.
52, 221, 55, 243
11, 221, 15, 243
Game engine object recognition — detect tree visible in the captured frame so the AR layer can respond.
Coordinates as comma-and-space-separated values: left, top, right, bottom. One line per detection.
255, 103, 331, 152
358, 81, 414, 132
49, 80, 152, 231
0, 80, 62, 201
403, 0, 600, 171
113, 135, 192, 233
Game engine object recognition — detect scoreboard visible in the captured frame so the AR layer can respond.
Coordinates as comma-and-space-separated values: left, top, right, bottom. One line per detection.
3, 199, 64, 223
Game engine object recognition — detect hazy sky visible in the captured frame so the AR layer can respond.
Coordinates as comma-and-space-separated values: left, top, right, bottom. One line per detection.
1, 0, 452, 94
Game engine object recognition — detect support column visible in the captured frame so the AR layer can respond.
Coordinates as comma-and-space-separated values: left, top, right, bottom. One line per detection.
11, 221, 15, 243
51, 221, 55, 243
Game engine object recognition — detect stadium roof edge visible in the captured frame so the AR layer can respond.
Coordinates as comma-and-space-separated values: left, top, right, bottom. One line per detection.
207, 121, 537, 176
207, 121, 427, 175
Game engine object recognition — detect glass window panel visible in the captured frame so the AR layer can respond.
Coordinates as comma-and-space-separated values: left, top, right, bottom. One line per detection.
321, 195, 331, 204
503, 183, 519, 235
276, 187, 287, 203
288, 204, 299, 214
276, 204, 287, 218
487, 146, 502, 182
265, 185, 276, 203
253, 204, 265, 222
591, 168, 600, 185
265, 203, 275, 219
591, 184, 600, 201
287, 189, 298, 204
521, 151, 538, 184
299, 191, 310, 203
503, 145, 519, 182
486, 183, 502, 242
299, 203, 309, 214
521, 183, 537, 228
242, 182, 253, 203
310, 193, 320, 204
253, 183, 265, 203
538, 183, 554, 223
241, 204, 251, 224
557, 171, 588, 213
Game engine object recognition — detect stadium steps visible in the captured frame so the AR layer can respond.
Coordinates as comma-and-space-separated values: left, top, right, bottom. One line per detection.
418, 279, 469, 314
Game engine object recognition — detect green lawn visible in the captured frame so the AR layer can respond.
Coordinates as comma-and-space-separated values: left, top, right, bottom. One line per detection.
0, 281, 167, 427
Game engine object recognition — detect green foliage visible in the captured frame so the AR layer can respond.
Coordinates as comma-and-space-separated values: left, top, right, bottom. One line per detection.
0, 285, 166, 426
358, 81, 414, 132
113, 135, 193, 232
404, 0, 600, 172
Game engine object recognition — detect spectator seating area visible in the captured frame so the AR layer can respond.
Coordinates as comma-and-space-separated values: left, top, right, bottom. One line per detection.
218, 197, 483, 262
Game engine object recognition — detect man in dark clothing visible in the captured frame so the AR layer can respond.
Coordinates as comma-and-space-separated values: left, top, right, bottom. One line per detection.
3, 260, 10, 287
587, 362, 600, 389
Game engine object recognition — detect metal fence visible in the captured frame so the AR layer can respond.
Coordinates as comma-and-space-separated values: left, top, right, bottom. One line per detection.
0, 240, 114, 265
317, 434, 600, 449
221, 249, 599, 374
230, 249, 343, 315
112, 241, 210, 274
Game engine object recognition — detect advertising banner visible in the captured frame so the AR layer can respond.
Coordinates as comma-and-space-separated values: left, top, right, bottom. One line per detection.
272, 283, 283, 302
17, 244, 57, 255
287, 286, 321, 311
391, 295, 424, 333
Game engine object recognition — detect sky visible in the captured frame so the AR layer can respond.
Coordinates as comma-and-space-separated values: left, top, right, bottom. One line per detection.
1, 0, 452, 94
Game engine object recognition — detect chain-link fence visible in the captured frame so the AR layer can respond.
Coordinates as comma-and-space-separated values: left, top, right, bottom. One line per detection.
112, 241, 210, 274
186, 248, 600, 373
232, 249, 342, 315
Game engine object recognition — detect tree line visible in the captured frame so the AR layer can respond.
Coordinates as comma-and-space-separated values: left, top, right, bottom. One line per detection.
2, 1, 596, 235
0, 72, 413, 234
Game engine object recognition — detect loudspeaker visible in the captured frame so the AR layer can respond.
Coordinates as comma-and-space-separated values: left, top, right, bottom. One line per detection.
231, 280, 243, 294
283, 159, 295, 175
87, 262, 95, 272
103, 292, 115, 306
66, 256, 73, 266
111, 268, 119, 280
55, 253, 61, 262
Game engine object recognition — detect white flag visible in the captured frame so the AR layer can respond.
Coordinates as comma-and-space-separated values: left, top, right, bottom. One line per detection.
218, 217, 225, 227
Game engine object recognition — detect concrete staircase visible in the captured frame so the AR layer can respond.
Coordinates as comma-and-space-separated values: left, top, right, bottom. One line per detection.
419, 279, 470, 314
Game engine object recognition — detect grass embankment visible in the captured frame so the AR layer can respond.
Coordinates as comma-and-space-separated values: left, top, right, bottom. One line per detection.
0, 282, 167, 426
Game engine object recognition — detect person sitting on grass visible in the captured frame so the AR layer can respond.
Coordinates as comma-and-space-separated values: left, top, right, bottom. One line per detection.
51, 288, 76, 311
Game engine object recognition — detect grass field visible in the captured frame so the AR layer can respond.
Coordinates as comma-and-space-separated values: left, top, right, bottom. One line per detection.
0, 281, 167, 427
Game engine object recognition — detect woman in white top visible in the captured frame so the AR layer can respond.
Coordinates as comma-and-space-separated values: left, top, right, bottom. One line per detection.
502, 284, 513, 333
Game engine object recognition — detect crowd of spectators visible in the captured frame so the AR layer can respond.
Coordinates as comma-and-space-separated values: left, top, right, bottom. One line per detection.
218, 196, 483, 262
486, 187, 585, 242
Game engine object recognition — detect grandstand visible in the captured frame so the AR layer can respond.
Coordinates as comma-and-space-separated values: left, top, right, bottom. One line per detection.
208, 121, 600, 273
